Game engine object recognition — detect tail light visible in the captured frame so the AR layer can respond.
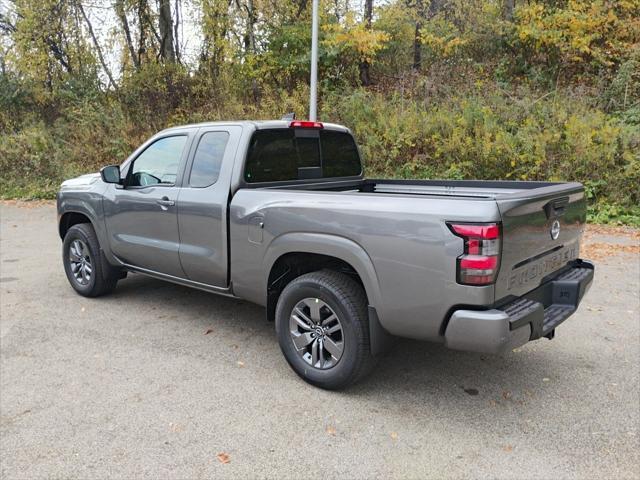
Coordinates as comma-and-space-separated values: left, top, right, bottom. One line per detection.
289, 120, 323, 129
447, 223, 501, 286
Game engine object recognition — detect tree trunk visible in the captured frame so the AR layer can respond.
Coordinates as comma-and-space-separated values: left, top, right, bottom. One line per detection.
159, 0, 176, 62
241, 0, 258, 100
137, 0, 149, 64
359, 0, 373, 86
201, 0, 232, 77
242, 0, 256, 55
174, 0, 181, 63
412, 0, 423, 71
428, 0, 445, 17
115, 0, 139, 69
295, 0, 308, 19
502, 0, 515, 21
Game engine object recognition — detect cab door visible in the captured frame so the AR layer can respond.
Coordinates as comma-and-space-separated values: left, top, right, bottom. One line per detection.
177, 126, 242, 286
103, 132, 193, 277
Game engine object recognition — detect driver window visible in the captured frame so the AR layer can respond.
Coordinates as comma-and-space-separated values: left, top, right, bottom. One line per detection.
128, 135, 187, 187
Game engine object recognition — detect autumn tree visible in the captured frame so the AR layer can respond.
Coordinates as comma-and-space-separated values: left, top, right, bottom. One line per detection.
359, 0, 373, 85
159, 0, 176, 62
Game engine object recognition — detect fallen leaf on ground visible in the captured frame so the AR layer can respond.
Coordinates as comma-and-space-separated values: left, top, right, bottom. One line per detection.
216, 452, 230, 464
390, 432, 398, 440
503, 445, 513, 452
237, 361, 245, 367
169, 423, 184, 433
1, 199, 55, 209
580, 242, 639, 262
585, 224, 640, 238
326, 425, 336, 435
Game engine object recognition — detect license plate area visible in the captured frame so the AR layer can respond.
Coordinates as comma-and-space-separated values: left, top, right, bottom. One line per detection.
505, 241, 580, 294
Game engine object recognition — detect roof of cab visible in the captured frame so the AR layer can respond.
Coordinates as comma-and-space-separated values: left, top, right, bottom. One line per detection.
159, 120, 350, 134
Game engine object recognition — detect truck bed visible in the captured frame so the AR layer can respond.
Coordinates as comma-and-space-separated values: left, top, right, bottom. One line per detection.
251, 177, 587, 302
256, 178, 576, 200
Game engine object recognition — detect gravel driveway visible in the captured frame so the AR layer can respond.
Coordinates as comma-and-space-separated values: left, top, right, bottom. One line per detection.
1, 202, 638, 479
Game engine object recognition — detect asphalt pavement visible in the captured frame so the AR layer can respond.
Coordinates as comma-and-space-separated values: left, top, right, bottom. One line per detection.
1, 202, 639, 479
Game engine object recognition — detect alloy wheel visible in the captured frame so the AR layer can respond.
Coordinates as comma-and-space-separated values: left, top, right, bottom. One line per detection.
289, 298, 344, 369
69, 239, 92, 285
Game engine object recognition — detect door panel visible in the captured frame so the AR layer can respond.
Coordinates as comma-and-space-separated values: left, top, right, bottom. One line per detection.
178, 126, 242, 286
103, 133, 192, 277
104, 186, 184, 276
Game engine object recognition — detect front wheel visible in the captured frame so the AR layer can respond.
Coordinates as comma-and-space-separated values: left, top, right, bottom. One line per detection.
275, 270, 375, 390
62, 223, 119, 297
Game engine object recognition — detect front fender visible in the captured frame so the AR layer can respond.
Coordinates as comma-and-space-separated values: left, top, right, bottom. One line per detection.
57, 189, 111, 259
262, 232, 383, 310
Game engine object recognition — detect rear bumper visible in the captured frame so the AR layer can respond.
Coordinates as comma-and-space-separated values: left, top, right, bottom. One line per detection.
444, 259, 594, 354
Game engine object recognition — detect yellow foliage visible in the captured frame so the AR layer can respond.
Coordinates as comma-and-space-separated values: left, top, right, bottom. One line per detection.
418, 17, 470, 58
323, 13, 390, 64
515, 0, 640, 69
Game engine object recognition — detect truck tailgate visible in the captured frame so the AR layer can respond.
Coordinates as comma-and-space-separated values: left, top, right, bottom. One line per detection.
494, 182, 587, 301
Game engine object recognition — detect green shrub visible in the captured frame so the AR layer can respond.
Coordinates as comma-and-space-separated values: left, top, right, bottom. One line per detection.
325, 88, 639, 214
1, 80, 638, 226
0, 123, 67, 198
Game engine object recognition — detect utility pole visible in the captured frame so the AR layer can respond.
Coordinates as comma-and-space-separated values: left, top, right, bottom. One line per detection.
309, 0, 319, 121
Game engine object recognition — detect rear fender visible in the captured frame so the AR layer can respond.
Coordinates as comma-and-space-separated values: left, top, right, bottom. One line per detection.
263, 232, 383, 312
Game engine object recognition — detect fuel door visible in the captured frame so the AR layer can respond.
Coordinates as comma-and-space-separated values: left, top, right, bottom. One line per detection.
248, 215, 264, 244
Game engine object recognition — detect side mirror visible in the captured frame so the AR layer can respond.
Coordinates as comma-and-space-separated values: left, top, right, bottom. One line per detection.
100, 165, 121, 184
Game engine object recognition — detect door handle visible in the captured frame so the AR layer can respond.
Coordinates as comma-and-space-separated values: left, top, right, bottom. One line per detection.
156, 196, 175, 209
544, 196, 569, 219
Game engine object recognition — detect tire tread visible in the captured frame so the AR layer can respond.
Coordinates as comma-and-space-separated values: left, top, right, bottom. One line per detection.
276, 270, 375, 389
63, 223, 119, 297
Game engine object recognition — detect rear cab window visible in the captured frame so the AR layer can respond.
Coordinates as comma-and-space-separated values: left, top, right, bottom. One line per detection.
244, 128, 362, 183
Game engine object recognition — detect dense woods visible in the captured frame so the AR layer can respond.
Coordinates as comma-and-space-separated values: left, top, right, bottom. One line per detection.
0, 0, 638, 223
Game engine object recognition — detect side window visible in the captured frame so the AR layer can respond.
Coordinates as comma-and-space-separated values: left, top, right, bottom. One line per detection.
128, 135, 187, 187
244, 129, 297, 183
320, 130, 362, 177
189, 131, 230, 187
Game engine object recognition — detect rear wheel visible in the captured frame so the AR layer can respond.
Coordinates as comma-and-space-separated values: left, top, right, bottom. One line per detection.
62, 223, 119, 297
275, 270, 375, 389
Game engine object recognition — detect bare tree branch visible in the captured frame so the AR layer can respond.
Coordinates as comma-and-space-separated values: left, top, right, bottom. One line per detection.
0, 12, 17, 34
115, 0, 139, 69
173, 0, 181, 63
76, 1, 117, 89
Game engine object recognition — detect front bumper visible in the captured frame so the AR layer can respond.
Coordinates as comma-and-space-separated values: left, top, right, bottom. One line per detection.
444, 259, 594, 354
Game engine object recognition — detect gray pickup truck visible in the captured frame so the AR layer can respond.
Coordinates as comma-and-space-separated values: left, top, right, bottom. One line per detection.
57, 120, 594, 389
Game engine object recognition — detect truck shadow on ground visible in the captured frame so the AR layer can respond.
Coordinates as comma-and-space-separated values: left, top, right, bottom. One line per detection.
109, 274, 578, 410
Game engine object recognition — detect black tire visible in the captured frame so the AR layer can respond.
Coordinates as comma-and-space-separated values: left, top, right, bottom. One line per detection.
62, 223, 119, 297
275, 270, 376, 389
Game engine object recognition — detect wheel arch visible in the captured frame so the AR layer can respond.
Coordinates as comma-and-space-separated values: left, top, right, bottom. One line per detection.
59, 210, 95, 239
263, 233, 383, 323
